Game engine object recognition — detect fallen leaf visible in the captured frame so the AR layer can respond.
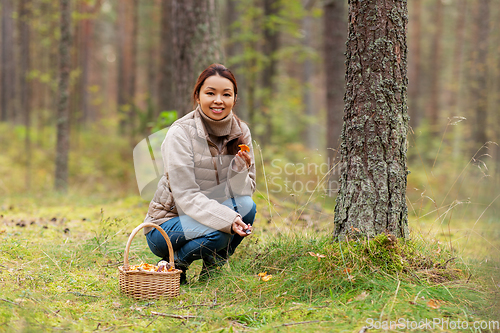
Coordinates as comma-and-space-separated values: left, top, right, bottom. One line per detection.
354, 291, 369, 301
308, 252, 326, 262
427, 299, 441, 309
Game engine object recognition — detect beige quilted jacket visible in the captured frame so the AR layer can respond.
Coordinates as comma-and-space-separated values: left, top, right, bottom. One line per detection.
143, 107, 256, 235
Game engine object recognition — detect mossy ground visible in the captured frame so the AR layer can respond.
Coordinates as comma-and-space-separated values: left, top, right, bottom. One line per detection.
0, 193, 498, 332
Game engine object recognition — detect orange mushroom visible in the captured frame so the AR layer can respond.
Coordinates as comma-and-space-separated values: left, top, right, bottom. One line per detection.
238, 144, 250, 153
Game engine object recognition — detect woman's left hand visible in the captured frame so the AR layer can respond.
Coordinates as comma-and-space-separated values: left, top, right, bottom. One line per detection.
233, 151, 251, 172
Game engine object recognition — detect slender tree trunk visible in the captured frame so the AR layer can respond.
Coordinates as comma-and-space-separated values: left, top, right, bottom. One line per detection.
55, 0, 72, 192
79, 6, 92, 123
158, 0, 173, 117
427, 0, 443, 134
128, 0, 138, 137
324, 0, 346, 169
472, 0, 490, 150
408, 0, 421, 129
1, 0, 16, 122
225, 0, 248, 121
334, 0, 409, 240
302, 0, 315, 149
19, 0, 31, 189
446, 0, 466, 115
261, 0, 279, 146
171, 0, 223, 117
117, 0, 130, 134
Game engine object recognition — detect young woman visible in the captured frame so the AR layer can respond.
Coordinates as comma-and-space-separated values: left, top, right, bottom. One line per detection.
143, 64, 256, 284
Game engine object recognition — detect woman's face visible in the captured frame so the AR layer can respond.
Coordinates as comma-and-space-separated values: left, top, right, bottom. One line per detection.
196, 75, 236, 120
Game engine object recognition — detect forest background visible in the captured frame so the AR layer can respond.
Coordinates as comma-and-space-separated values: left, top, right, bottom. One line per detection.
0, 0, 499, 331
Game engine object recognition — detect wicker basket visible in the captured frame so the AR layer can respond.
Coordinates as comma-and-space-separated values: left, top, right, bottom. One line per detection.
118, 222, 181, 299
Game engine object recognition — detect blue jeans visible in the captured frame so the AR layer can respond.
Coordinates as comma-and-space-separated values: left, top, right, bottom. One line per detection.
146, 196, 256, 265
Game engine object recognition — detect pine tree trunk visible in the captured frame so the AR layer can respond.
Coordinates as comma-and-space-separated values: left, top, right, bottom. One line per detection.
19, 0, 31, 189
472, 0, 490, 150
334, 0, 409, 240
408, 0, 421, 129
1, 0, 16, 122
446, 0, 466, 116
117, 0, 130, 134
171, 0, 223, 117
128, 0, 138, 137
427, 0, 443, 134
324, 0, 346, 168
261, 0, 279, 146
302, 0, 315, 149
55, 0, 71, 192
158, 0, 173, 116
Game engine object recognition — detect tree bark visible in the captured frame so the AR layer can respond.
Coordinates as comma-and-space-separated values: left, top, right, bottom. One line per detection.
55, 0, 71, 192
1, 0, 15, 122
334, 0, 409, 240
158, 0, 173, 116
407, 0, 421, 129
427, 0, 443, 134
324, 0, 346, 169
171, 0, 223, 117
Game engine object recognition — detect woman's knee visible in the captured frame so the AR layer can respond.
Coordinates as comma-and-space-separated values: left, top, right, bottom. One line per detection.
204, 230, 232, 251
233, 196, 256, 217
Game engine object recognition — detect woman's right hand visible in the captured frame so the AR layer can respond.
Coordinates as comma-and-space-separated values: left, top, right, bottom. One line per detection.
232, 215, 252, 237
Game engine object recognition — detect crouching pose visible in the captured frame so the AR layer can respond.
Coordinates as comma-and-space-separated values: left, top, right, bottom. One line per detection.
143, 64, 256, 284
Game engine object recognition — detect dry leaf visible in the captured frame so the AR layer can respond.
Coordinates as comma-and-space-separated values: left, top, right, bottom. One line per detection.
427, 299, 441, 309
354, 291, 369, 301
308, 252, 326, 262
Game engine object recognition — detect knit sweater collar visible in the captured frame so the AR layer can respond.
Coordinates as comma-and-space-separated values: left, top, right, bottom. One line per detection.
196, 105, 233, 137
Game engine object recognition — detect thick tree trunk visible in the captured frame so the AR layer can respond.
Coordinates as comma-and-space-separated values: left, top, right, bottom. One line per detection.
261, 0, 279, 146
171, 0, 223, 117
1, 0, 16, 122
472, 0, 490, 149
55, 0, 71, 192
334, 0, 409, 240
324, 0, 346, 169
427, 0, 443, 134
158, 0, 173, 116
407, 0, 421, 129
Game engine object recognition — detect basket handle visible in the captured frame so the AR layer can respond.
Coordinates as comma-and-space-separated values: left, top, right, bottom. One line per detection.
123, 222, 175, 271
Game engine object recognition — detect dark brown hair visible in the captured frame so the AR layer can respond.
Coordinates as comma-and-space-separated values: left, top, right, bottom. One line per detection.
192, 63, 238, 105
193, 64, 245, 155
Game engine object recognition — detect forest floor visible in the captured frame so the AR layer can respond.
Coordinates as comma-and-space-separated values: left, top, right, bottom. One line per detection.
0, 192, 499, 332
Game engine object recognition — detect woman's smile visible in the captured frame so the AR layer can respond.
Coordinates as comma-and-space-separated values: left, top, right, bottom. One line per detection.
197, 75, 236, 120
